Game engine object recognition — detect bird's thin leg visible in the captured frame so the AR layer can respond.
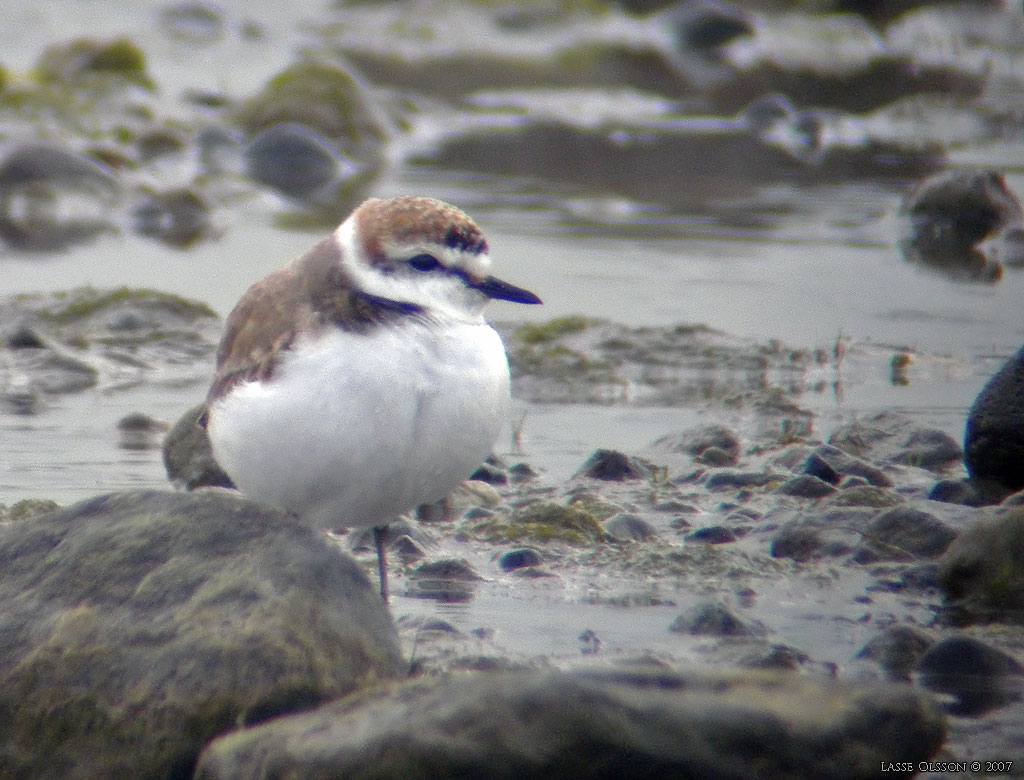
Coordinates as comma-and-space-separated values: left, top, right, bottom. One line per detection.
373, 524, 389, 602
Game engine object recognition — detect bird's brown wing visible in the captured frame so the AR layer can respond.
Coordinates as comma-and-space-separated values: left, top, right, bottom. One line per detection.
204, 234, 428, 412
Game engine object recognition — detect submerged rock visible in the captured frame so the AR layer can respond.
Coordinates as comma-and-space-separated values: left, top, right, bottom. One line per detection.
0, 143, 119, 251
964, 344, 1024, 492
194, 667, 944, 779
0, 489, 404, 779
898, 168, 1024, 282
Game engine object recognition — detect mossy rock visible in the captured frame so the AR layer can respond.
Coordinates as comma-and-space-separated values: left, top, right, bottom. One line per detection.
236, 61, 388, 150
937, 507, 1024, 624
26, 286, 217, 326
34, 37, 154, 90
0, 499, 60, 523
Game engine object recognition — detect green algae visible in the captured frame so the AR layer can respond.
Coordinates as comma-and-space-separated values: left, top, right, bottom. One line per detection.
27, 287, 217, 325
463, 501, 605, 545
512, 316, 592, 345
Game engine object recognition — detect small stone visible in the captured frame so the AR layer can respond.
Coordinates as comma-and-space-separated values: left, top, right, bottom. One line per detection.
497, 548, 543, 571
685, 526, 736, 544
856, 625, 933, 681
853, 507, 956, 563
652, 424, 741, 463
603, 513, 657, 542
470, 463, 507, 485
116, 411, 169, 451
704, 470, 779, 490
413, 558, 482, 581
669, 601, 766, 637
801, 453, 841, 484
573, 449, 649, 481
391, 535, 427, 564
507, 462, 538, 482
694, 446, 736, 467
770, 525, 822, 561
828, 485, 902, 508
775, 474, 837, 499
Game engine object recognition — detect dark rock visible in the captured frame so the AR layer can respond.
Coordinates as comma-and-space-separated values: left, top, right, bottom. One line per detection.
391, 534, 427, 564
801, 452, 841, 484
704, 470, 780, 490
900, 169, 1022, 251
775, 474, 837, 499
116, 411, 169, 451
852, 507, 957, 563
669, 601, 766, 637
685, 525, 736, 544
604, 513, 658, 542
928, 477, 1010, 507
653, 423, 741, 464
694, 446, 736, 467
936, 507, 1024, 624
770, 524, 823, 561
740, 643, 811, 671
4, 324, 46, 349
497, 548, 544, 571
470, 462, 508, 485
916, 636, 1023, 716
0, 489, 404, 779
964, 344, 1024, 492
163, 404, 234, 490
195, 667, 945, 779
808, 444, 892, 487
243, 122, 344, 200
574, 448, 650, 481
855, 625, 934, 681
507, 462, 538, 482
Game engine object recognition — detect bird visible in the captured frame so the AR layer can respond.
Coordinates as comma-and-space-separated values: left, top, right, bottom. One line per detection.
203, 196, 541, 599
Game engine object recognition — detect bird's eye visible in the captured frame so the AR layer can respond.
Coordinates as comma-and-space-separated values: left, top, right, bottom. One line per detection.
408, 253, 441, 272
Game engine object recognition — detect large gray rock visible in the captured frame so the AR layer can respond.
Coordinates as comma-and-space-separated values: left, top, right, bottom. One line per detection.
195, 666, 944, 780
964, 345, 1024, 491
0, 489, 404, 780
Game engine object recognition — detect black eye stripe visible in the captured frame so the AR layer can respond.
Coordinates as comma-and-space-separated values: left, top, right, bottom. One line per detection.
408, 253, 441, 272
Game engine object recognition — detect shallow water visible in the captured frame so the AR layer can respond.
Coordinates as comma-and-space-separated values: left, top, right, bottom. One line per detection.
2, 1, 1024, 737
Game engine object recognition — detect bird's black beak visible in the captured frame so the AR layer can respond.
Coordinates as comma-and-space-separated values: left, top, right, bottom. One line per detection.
474, 275, 542, 305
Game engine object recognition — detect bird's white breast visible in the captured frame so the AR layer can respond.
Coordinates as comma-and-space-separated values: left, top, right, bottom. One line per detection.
206, 317, 511, 529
